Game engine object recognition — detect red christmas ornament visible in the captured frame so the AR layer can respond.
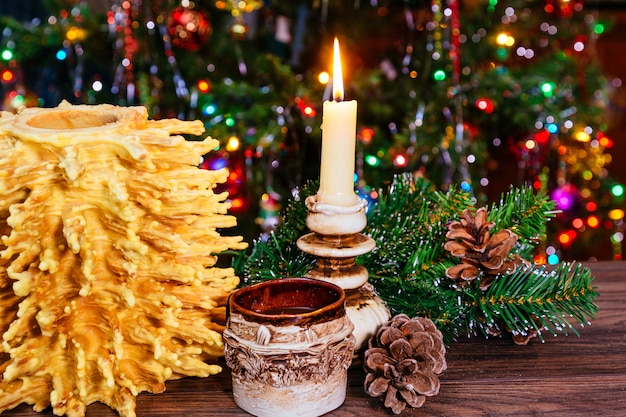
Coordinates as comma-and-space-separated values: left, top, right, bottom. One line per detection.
167, 6, 212, 51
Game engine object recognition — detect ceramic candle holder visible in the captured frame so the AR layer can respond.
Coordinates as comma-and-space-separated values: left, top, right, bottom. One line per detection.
296, 195, 391, 350
223, 278, 355, 417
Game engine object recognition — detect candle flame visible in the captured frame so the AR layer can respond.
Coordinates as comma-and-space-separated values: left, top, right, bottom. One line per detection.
332, 37, 344, 102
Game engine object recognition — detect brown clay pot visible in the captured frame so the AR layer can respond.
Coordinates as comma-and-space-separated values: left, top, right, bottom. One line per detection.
223, 278, 355, 417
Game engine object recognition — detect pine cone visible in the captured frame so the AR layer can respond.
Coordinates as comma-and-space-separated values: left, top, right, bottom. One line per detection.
444, 207, 523, 290
363, 314, 447, 415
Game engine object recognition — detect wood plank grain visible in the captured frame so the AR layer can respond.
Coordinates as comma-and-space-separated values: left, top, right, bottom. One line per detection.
3, 261, 625, 417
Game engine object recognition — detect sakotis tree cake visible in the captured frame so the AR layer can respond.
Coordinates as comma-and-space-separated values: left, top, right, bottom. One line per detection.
0, 102, 247, 417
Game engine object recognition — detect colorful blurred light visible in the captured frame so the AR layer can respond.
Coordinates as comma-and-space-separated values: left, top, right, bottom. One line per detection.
92, 80, 103, 92
303, 105, 315, 117
197, 79, 210, 93
359, 127, 374, 144
226, 136, 240, 152
1, 49, 14, 61
393, 154, 407, 167
535, 129, 551, 144
551, 184, 577, 210
230, 197, 244, 210
1, 69, 14, 82
496, 33, 515, 46
365, 155, 380, 167
586, 215, 600, 228
599, 135, 613, 148
547, 253, 560, 265
202, 103, 217, 115
228, 170, 239, 181
609, 209, 625, 221
593, 23, 605, 35
66, 26, 87, 42
7, 93, 24, 108
558, 230, 576, 246
611, 184, 625, 197
547, 123, 558, 134
585, 201, 597, 212
534, 254, 547, 265
540, 82, 556, 97
475, 98, 494, 113
573, 38, 585, 52
574, 131, 591, 142
433, 70, 446, 81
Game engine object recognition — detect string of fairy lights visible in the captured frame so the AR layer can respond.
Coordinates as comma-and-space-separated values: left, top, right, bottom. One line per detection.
0, 0, 623, 261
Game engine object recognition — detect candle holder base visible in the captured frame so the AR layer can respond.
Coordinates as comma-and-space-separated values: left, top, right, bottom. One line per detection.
296, 232, 374, 290
304, 195, 367, 235
296, 196, 391, 349
344, 282, 392, 351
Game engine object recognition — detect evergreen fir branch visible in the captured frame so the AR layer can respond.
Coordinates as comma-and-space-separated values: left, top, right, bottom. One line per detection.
240, 233, 314, 285
239, 181, 317, 285
375, 279, 469, 343
239, 172, 597, 347
368, 252, 468, 344
275, 180, 317, 242
364, 174, 474, 275
487, 185, 559, 247
361, 174, 479, 342
470, 262, 598, 341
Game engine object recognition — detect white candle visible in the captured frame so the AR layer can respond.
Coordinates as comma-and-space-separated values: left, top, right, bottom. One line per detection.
318, 38, 359, 207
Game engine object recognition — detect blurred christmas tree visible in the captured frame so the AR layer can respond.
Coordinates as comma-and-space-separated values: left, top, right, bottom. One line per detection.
0, 0, 623, 261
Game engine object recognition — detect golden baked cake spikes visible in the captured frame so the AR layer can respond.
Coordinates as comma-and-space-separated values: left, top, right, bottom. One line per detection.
0, 102, 247, 417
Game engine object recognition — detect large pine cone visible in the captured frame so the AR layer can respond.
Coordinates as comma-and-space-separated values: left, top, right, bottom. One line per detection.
363, 314, 447, 415
444, 207, 523, 290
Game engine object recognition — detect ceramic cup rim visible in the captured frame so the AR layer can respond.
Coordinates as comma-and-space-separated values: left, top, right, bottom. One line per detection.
228, 277, 346, 326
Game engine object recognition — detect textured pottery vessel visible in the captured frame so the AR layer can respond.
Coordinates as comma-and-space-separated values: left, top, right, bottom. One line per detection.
223, 278, 355, 417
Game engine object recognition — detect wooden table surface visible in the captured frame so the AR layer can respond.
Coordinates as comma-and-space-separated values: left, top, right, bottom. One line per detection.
4, 261, 626, 417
